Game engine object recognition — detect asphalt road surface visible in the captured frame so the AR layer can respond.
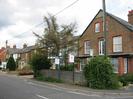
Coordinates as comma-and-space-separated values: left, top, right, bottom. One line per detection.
0, 73, 133, 99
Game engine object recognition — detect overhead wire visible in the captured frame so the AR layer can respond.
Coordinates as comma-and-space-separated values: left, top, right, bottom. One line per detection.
7, 0, 79, 42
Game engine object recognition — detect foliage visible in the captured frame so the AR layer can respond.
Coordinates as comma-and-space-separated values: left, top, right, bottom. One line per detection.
34, 14, 77, 66
83, 56, 120, 89
36, 73, 63, 83
119, 73, 133, 86
29, 52, 52, 77
6, 56, 16, 71
60, 64, 74, 71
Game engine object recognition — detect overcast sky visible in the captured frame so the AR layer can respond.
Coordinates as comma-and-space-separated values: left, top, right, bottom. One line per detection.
0, 0, 133, 48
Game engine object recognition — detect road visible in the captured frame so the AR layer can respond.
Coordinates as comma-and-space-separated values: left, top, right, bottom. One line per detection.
0, 73, 133, 99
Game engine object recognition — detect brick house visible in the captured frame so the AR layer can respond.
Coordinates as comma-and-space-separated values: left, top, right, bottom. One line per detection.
5, 44, 36, 69
18, 44, 36, 69
78, 9, 133, 75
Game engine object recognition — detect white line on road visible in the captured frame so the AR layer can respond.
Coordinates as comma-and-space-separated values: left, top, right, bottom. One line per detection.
115, 96, 133, 99
36, 94, 49, 99
27, 81, 62, 91
67, 91, 101, 97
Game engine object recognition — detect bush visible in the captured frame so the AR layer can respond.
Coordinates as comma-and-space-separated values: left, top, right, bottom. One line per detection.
83, 56, 120, 89
60, 64, 74, 71
119, 73, 133, 86
36, 73, 63, 83
6, 56, 16, 71
30, 53, 52, 77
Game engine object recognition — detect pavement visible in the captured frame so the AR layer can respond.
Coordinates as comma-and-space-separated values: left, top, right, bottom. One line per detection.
0, 70, 133, 99
9, 71, 133, 96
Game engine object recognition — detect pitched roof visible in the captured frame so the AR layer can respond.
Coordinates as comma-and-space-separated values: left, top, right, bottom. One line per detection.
6, 45, 36, 54
107, 12, 133, 31
80, 9, 133, 37
6, 48, 21, 54
21, 45, 36, 53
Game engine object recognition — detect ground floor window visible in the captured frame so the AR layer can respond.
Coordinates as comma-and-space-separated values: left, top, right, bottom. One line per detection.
111, 58, 119, 73
124, 58, 128, 73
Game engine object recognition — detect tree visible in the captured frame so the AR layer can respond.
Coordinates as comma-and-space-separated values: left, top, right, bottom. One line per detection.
6, 56, 16, 71
84, 56, 120, 89
33, 14, 77, 62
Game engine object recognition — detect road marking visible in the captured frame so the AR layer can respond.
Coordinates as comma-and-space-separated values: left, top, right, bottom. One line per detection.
115, 96, 133, 99
27, 81, 62, 91
36, 94, 49, 99
67, 91, 101, 97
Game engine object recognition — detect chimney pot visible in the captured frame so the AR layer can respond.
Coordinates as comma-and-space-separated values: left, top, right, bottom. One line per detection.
128, 10, 133, 25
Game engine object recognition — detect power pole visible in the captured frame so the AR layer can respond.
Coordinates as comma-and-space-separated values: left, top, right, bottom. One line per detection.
5, 40, 8, 48
103, 0, 107, 56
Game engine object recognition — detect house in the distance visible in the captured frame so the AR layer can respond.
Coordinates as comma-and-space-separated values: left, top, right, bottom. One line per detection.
18, 44, 36, 69
78, 9, 133, 75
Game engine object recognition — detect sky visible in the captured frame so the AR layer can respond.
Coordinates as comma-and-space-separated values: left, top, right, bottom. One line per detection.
0, 0, 133, 48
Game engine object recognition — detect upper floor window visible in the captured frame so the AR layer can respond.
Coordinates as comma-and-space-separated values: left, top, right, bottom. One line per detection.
95, 23, 100, 32
84, 41, 90, 54
99, 39, 105, 55
113, 36, 122, 52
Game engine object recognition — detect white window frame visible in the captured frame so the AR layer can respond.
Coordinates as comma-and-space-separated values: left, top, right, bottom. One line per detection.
84, 41, 90, 55
113, 36, 122, 52
99, 39, 105, 55
124, 58, 128, 73
111, 58, 119, 73
95, 23, 100, 32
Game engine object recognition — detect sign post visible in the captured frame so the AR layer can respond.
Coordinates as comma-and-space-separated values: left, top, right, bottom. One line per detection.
55, 57, 60, 79
69, 54, 75, 83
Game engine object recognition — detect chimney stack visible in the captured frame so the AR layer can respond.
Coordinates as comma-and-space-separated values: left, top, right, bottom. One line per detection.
23, 43, 27, 48
13, 45, 16, 49
128, 10, 133, 25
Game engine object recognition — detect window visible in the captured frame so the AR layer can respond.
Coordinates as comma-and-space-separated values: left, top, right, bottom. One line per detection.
84, 41, 90, 54
99, 39, 105, 55
124, 58, 128, 73
111, 58, 119, 73
95, 23, 100, 32
80, 59, 85, 71
113, 36, 122, 52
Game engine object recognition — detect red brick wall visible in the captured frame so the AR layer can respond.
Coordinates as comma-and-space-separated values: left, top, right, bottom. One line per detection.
128, 58, 133, 73
118, 57, 124, 75
79, 16, 132, 56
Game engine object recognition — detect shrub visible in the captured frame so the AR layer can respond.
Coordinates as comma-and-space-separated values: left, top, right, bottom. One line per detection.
6, 56, 16, 71
83, 56, 120, 89
36, 73, 63, 83
30, 53, 52, 77
60, 64, 74, 71
119, 73, 133, 86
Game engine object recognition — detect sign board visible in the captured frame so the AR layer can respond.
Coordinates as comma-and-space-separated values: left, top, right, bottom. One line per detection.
55, 58, 60, 65
69, 54, 74, 63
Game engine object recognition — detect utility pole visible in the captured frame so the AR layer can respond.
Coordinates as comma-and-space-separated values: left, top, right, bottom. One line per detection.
103, 0, 107, 56
5, 40, 8, 48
